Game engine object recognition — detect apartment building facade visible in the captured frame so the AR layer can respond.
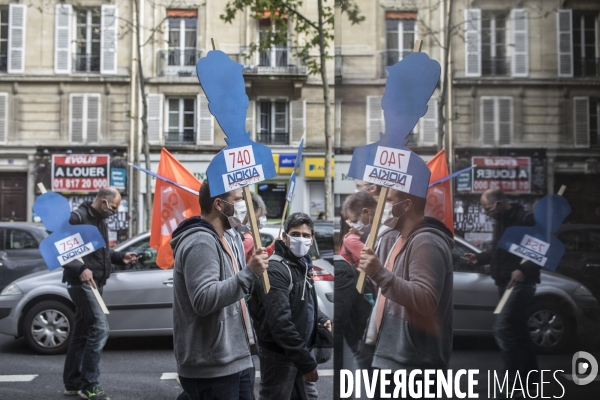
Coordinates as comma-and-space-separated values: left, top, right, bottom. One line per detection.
0, 0, 331, 237
0, 0, 133, 244
451, 0, 600, 243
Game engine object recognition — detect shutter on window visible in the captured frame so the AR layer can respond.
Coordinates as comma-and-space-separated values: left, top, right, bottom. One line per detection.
290, 99, 305, 145
147, 94, 163, 144
367, 96, 384, 143
86, 95, 100, 143
557, 10, 573, 77
54, 4, 72, 74
511, 9, 528, 77
498, 98, 512, 145
197, 94, 214, 144
246, 100, 255, 138
420, 98, 438, 145
0, 93, 7, 143
574, 97, 590, 147
481, 98, 495, 146
8, 4, 26, 74
71, 95, 85, 143
464, 9, 481, 77
100, 5, 118, 74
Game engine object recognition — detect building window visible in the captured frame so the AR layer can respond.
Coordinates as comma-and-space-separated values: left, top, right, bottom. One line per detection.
0, 9, 7, 72
258, 100, 288, 145
385, 13, 416, 67
258, 19, 288, 67
74, 9, 101, 73
481, 12, 508, 76
574, 97, 600, 148
167, 11, 197, 67
573, 13, 598, 77
70, 94, 100, 144
166, 98, 196, 144
481, 97, 512, 146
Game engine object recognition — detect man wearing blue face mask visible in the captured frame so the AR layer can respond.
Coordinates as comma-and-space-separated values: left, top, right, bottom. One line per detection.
248, 212, 332, 400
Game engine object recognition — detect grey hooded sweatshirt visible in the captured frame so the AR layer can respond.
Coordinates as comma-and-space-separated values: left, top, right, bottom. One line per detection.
171, 216, 259, 379
369, 217, 454, 370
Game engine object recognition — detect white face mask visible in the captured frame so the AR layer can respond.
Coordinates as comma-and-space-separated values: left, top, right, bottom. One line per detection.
383, 200, 408, 229
349, 219, 365, 231
221, 200, 246, 229
287, 235, 312, 258
258, 216, 267, 229
381, 202, 394, 224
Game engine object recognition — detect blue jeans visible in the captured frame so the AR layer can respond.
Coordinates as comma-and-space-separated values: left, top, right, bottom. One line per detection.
63, 284, 109, 390
493, 283, 539, 383
258, 349, 307, 400
179, 369, 252, 400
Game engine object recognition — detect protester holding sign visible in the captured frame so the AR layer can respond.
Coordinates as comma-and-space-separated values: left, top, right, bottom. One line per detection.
171, 179, 269, 400
464, 188, 540, 396
62, 187, 139, 400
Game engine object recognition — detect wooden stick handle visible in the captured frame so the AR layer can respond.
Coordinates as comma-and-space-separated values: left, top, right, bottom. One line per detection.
211, 38, 219, 51
356, 186, 389, 293
243, 186, 270, 293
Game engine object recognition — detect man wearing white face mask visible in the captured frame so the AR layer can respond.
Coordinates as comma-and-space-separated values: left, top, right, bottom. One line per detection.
247, 213, 332, 400
340, 192, 377, 267
233, 192, 268, 263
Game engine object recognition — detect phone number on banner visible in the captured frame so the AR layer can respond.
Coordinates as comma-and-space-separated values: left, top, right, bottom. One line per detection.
53, 178, 109, 191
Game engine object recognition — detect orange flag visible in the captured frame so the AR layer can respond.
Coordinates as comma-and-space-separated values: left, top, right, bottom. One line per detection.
425, 149, 454, 235
150, 148, 201, 269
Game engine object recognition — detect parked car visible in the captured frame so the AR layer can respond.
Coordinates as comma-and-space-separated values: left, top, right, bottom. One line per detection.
0, 228, 334, 355
0, 223, 49, 292
553, 224, 600, 301
452, 236, 600, 354
312, 221, 335, 264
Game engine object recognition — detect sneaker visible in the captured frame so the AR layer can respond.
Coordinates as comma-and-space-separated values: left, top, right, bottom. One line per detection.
78, 386, 111, 400
64, 386, 79, 396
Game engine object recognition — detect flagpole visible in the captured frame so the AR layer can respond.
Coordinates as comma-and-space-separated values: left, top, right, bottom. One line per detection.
278, 200, 289, 239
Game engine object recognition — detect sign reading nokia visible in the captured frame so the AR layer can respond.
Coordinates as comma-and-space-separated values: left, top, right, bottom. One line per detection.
363, 146, 413, 192
52, 154, 110, 192
471, 156, 530, 194
222, 145, 265, 191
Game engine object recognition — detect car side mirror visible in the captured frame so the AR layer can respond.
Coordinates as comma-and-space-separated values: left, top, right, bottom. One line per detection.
480, 264, 491, 274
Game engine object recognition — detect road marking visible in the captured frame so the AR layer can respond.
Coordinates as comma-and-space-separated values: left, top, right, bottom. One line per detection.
562, 374, 600, 382
162, 369, 334, 380
0, 375, 38, 382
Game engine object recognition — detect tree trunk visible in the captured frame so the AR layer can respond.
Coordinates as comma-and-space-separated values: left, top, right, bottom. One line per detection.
318, 0, 333, 220
438, 0, 453, 153
134, 0, 152, 231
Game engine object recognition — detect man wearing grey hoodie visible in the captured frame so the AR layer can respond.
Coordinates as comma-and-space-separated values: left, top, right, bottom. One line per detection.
171, 179, 269, 400
359, 188, 454, 398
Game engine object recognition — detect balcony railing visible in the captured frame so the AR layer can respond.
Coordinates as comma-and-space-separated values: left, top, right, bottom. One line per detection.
164, 131, 196, 144
238, 46, 307, 75
257, 131, 289, 145
157, 50, 202, 77
574, 58, 600, 77
482, 56, 510, 76
73, 54, 100, 73
380, 50, 411, 77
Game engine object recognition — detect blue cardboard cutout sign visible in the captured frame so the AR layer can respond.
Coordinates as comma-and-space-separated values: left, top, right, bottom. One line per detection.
197, 50, 276, 197
497, 194, 571, 271
33, 192, 106, 271
286, 138, 304, 203
347, 52, 440, 198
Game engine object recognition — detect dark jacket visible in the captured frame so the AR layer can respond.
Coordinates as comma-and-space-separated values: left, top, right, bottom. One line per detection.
476, 203, 539, 286
248, 240, 329, 375
62, 202, 125, 287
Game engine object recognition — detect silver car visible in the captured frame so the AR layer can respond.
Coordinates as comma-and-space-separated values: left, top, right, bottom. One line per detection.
0, 229, 334, 355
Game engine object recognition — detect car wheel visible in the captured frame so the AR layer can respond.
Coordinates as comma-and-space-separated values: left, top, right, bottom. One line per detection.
22, 300, 74, 355
527, 301, 574, 354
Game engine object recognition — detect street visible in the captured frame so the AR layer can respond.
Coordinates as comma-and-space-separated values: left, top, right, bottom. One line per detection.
0, 333, 333, 400
2, 333, 599, 399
